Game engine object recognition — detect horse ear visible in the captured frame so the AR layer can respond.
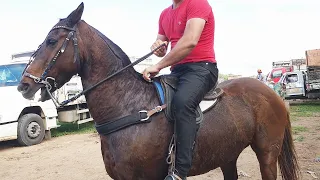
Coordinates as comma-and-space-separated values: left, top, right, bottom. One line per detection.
66, 2, 84, 27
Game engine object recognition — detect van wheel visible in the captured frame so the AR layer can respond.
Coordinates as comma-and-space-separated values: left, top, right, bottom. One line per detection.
17, 113, 45, 146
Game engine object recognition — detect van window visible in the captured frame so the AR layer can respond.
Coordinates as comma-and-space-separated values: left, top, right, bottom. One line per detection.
272, 70, 283, 78
0, 63, 27, 87
287, 74, 298, 83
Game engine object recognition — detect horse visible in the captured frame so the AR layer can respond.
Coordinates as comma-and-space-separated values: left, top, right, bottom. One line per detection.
17, 3, 300, 180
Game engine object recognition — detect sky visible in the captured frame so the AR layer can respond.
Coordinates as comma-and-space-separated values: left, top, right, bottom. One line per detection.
1, 0, 320, 76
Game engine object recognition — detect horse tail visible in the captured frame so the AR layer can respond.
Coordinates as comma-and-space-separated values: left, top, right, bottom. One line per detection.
278, 112, 300, 180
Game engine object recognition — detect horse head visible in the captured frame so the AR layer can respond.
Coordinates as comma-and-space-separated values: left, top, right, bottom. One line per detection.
17, 3, 85, 102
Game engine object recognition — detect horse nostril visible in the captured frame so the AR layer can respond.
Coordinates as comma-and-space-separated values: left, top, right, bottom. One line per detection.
17, 83, 30, 92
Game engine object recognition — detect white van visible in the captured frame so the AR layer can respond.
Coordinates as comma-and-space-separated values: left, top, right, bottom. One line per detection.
0, 55, 93, 146
0, 60, 59, 146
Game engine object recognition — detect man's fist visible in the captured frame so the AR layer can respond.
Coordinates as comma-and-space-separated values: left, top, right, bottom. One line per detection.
151, 40, 168, 57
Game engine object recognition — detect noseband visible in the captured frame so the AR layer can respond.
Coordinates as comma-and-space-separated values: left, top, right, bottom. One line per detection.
24, 22, 166, 108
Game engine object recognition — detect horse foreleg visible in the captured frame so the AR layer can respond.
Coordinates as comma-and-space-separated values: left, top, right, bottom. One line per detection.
221, 159, 238, 180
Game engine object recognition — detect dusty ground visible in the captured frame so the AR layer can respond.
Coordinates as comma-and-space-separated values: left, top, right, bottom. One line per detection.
0, 116, 319, 180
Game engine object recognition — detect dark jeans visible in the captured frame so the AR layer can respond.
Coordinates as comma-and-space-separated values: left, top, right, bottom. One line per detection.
170, 62, 218, 178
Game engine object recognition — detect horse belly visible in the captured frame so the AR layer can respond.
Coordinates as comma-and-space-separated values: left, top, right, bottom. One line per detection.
99, 119, 174, 180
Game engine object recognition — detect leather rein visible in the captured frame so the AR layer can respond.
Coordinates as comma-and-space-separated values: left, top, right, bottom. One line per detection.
23, 24, 166, 108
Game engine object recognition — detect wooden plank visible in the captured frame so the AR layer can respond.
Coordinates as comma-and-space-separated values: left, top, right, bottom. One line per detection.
306, 49, 320, 66
77, 118, 94, 125
76, 109, 90, 114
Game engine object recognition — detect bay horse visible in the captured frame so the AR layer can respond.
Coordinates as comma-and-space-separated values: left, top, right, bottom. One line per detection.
17, 3, 299, 180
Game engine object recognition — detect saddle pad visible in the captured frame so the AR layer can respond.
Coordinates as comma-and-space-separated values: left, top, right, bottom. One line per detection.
154, 81, 165, 105
199, 99, 218, 112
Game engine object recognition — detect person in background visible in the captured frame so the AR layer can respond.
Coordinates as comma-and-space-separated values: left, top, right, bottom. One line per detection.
257, 69, 264, 81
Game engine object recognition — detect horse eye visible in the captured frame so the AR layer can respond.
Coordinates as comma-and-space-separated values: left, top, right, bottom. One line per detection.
46, 38, 58, 46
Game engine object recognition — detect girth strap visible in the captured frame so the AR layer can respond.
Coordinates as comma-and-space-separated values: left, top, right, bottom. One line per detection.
95, 104, 167, 136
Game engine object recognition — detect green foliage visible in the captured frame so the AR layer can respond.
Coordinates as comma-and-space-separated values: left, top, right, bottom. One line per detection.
218, 73, 229, 80
51, 122, 96, 137
292, 126, 308, 135
290, 103, 320, 117
294, 135, 304, 142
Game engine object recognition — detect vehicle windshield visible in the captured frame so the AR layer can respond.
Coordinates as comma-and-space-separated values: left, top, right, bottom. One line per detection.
272, 70, 283, 78
0, 63, 27, 87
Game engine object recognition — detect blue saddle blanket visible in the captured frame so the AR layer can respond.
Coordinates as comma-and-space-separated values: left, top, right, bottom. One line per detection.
153, 81, 165, 105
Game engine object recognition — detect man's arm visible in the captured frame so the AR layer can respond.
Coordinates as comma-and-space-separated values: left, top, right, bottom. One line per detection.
153, 9, 169, 57
157, 34, 168, 42
154, 18, 206, 69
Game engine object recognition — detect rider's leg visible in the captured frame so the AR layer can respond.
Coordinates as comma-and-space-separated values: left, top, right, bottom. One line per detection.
168, 62, 218, 179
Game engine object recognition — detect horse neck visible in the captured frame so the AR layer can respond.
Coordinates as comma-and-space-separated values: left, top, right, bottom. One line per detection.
78, 23, 159, 124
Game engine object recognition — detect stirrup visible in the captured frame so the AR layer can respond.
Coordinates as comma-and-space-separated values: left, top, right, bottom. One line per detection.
164, 174, 184, 180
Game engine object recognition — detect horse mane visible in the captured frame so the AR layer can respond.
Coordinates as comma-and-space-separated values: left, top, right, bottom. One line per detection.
89, 25, 132, 66
56, 19, 132, 66
87, 23, 145, 79
55, 18, 145, 80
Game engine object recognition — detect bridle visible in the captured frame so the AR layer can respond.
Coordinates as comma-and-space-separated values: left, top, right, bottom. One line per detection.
24, 25, 80, 85
23, 24, 80, 107
23, 23, 166, 108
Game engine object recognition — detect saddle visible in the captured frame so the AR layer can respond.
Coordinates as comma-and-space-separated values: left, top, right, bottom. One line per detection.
153, 75, 224, 124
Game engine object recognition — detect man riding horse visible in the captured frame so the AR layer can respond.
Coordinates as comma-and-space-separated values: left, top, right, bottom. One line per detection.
17, 2, 300, 180
142, 0, 218, 179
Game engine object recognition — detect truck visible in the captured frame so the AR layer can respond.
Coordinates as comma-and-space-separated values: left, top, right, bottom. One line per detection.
266, 60, 294, 84
0, 51, 92, 146
277, 49, 320, 99
265, 59, 307, 89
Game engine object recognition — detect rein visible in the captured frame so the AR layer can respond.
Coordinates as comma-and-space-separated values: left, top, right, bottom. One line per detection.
59, 42, 166, 108
24, 24, 166, 108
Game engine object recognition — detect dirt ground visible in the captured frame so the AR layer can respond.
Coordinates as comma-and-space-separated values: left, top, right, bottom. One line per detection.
0, 116, 319, 180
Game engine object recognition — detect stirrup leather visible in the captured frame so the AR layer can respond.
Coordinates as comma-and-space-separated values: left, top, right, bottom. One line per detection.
166, 135, 176, 174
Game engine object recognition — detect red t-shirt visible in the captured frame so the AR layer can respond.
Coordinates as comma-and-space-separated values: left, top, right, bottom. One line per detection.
158, 0, 216, 66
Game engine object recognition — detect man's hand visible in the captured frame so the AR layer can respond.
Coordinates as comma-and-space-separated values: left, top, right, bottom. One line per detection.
151, 40, 168, 57
142, 65, 161, 82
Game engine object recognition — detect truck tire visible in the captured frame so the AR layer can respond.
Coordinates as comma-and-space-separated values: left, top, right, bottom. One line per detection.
17, 113, 45, 146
